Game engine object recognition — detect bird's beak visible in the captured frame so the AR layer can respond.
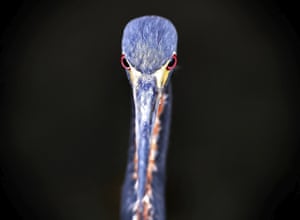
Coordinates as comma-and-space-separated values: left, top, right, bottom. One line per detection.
132, 77, 162, 211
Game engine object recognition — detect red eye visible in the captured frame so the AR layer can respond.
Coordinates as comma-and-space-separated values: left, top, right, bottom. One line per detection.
121, 54, 130, 70
166, 54, 177, 70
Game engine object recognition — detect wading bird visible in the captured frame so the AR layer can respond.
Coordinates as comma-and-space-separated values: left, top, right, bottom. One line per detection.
120, 16, 178, 220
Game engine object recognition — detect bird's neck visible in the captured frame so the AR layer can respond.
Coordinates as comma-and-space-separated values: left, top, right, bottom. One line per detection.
121, 84, 172, 220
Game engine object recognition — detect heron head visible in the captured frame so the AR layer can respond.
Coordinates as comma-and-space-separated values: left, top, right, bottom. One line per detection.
121, 15, 178, 133
121, 15, 177, 114
121, 15, 177, 88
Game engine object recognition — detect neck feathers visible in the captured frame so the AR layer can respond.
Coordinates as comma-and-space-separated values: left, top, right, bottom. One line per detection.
121, 84, 172, 220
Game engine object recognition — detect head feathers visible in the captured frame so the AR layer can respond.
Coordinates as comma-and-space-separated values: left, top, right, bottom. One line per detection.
122, 16, 178, 74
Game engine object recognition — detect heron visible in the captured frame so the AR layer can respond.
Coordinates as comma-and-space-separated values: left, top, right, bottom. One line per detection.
120, 16, 178, 220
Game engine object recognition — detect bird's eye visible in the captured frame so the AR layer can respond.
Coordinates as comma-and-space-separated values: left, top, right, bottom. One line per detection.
166, 54, 177, 70
121, 54, 130, 70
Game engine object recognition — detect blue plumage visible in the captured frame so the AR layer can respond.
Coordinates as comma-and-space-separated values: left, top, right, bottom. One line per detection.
121, 15, 177, 220
122, 16, 177, 74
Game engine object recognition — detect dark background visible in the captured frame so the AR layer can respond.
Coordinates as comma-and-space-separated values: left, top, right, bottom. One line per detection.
0, 0, 300, 219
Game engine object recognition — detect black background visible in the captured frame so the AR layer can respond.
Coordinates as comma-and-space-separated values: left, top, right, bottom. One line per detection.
1, 0, 300, 219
